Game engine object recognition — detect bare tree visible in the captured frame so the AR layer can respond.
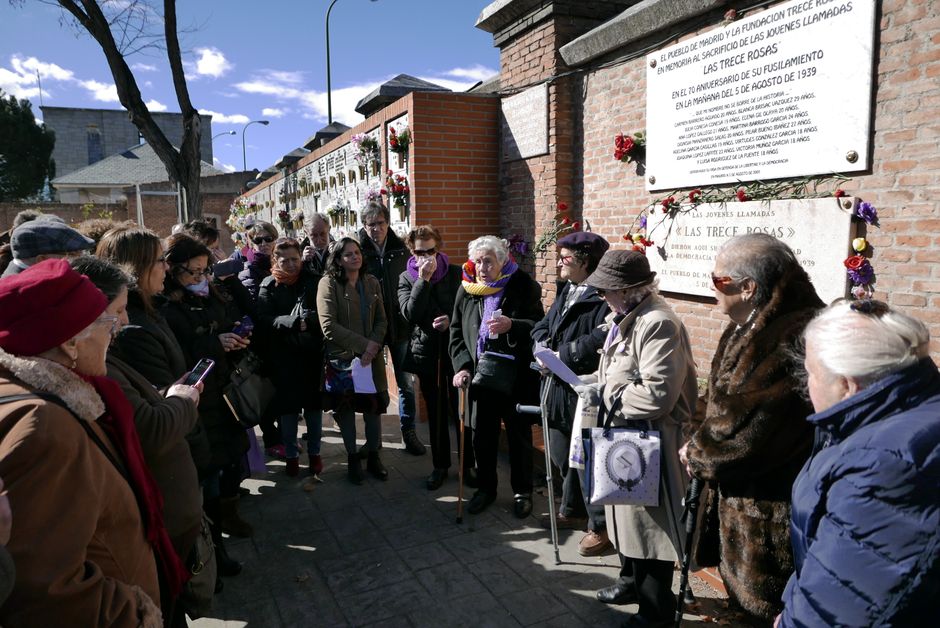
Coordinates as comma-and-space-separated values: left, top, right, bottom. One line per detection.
15, 0, 205, 216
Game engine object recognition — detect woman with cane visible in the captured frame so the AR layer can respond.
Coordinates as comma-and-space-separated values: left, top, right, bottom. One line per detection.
398, 226, 476, 490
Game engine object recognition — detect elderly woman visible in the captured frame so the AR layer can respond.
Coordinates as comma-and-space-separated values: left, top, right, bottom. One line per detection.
71, 255, 203, 627
238, 221, 278, 301
257, 237, 324, 477
777, 300, 940, 627
0, 260, 163, 626
317, 237, 389, 484
450, 235, 543, 517
681, 233, 822, 624
531, 231, 611, 555
575, 250, 696, 627
398, 225, 475, 490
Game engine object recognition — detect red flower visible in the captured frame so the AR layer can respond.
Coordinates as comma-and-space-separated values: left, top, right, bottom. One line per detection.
614, 150, 624, 161
380, 188, 388, 195
558, 202, 568, 211
571, 221, 581, 231
620, 135, 635, 154
844, 255, 866, 270
688, 189, 701, 202
623, 233, 632, 241
560, 217, 571, 225
736, 188, 748, 202
632, 244, 644, 252
834, 189, 846, 198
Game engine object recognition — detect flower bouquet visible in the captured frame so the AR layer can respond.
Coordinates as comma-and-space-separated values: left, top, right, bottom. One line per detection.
382, 170, 410, 210
614, 131, 646, 163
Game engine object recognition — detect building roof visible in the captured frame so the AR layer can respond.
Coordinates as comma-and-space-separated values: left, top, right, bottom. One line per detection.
274, 147, 311, 169
52, 142, 221, 187
304, 122, 352, 150
354, 74, 451, 117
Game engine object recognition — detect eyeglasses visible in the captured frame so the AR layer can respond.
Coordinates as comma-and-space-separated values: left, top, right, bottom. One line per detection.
413, 247, 436, 257
96, 314, 121, 336
252, 236, 275, 245
710, 274, 737, 293
365, 220, 387, 229
557, 255, 574, 266
179, 265, 213, 279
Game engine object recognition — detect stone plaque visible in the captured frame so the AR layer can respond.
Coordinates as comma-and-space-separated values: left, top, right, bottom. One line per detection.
501, 83, 549, 161
646, 0, 876, 190
646, 198, 856, 304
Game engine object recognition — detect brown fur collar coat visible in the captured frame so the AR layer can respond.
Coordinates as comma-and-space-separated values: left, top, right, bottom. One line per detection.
685, 265, 823, 621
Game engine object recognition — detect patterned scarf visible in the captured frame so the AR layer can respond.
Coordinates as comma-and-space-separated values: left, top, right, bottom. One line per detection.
407, 252, 450, 284
461, 256, 518, 296
271, 266, 301, 286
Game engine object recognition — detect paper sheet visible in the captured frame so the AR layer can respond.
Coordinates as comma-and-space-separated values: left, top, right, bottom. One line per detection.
533, 347, 588, 388
352, 358, 377, 393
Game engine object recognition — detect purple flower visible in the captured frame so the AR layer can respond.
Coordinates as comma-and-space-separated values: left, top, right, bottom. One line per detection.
639, 215, 648, 229
855, 202, 879, 226
847, 259, 875, 285
509, 234, 529, 257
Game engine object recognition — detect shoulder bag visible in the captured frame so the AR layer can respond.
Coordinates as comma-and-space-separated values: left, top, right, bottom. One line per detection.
223, 350, 276, 429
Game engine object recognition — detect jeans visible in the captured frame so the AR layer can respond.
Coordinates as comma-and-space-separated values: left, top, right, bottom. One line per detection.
387, 340, 416, 432
334, 408, 381, 455
280, 408, 323, 459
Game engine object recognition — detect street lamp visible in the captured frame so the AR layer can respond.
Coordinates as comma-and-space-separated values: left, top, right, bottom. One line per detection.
212, 130, 236, 141
241, 120, 270, 171
326, 0, 379, 124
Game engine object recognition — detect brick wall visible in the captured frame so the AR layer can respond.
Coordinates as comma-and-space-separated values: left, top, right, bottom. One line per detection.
0, 201, 131, 233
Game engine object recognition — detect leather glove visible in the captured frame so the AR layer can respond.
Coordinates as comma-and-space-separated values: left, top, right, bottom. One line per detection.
573, 382, 602, 406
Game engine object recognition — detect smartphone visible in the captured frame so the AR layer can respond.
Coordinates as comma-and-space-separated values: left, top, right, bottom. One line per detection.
213, 258, 243, 277
232, 315, 254, 337
488, 308, 502, 339
183, 358, 215, 386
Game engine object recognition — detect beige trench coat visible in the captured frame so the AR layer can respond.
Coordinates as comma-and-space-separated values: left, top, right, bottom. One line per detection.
595, 294, 697, 562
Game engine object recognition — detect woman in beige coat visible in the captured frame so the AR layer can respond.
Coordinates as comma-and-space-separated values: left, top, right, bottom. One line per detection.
575, 250, 697, 628
317, 237, 389, 484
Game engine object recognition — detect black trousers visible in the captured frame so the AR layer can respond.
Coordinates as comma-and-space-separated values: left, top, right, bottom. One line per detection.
420, 376, 476, 471
547, 426, 608, 532
617, 556, 677, 621
474, 392, 533, 496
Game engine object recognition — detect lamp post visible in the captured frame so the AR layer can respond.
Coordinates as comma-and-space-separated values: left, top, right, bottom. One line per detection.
326, 0, 379, 124
212, 130, 236, 141
241, 120, 270, 171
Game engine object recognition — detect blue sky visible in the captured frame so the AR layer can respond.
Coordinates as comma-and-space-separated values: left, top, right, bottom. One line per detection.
0, 0, 499, 173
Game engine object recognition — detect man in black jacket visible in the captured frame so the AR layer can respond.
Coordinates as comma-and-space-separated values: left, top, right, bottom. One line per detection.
301, 212, 333, 276
358, 202, 424, 455
531, 231, 611, 557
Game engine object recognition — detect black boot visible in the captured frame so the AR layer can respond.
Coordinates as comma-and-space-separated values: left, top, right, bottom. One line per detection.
206, 498, 242, 578
367, 451, 388, 481
348, 453, 365, 485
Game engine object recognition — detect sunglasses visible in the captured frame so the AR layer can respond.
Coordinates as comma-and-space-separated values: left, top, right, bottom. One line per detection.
252, 236, 275, 245
710, 274, 737, 293
413, 247, 436, 257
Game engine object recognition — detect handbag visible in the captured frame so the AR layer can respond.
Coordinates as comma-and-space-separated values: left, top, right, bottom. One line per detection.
471, 350, 517, 396
178, 516, 217, 618
321, 357, 388, 414
582, 394, 661, 507
222, 350, 275, 429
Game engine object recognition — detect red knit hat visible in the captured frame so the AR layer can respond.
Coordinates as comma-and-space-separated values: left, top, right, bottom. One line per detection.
0, 258, 108, 356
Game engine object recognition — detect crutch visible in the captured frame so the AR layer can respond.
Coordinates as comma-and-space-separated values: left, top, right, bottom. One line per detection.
516, 401, 560, 565
674, 477, 704, 628
456, 385, 469, 524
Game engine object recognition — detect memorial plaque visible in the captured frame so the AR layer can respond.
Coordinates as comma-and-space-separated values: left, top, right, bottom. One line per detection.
646, 198, 856, 304
646, 0, 876, 190
501, 83, 549, 161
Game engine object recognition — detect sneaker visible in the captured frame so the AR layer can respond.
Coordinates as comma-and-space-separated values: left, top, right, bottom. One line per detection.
265, 444, 287, 460
579, 529, 612, 556
285, 457, 299, 477
467, 490, 496, 514
402, 429, 427, 456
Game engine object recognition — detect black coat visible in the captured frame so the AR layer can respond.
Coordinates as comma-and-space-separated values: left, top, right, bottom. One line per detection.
238, 253, 270, 302
163, 282, 249, 468
359, 228, 410, 344
397, 264, 461, 378
256, 270, 323, 413
530, 282, 609, 432
449, 270, 544, 427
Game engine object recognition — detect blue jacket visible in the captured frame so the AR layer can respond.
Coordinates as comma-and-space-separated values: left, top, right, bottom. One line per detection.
780, 358, 940, 627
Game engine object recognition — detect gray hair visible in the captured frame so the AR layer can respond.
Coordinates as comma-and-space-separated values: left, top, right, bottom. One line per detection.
467, 235, 510, 265
622, 278, 660, 305
804, 301, 930, 388
717, 233, 800, 307
310, 212, 330, 228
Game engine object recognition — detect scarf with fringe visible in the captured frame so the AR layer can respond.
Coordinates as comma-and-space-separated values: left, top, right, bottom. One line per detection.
461, 257, 517, 296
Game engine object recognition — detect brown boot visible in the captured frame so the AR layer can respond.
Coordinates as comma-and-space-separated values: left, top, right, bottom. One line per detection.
220, 496, 253, 538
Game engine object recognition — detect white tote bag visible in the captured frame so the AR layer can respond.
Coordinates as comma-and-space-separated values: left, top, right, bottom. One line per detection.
583, 422, 661, 507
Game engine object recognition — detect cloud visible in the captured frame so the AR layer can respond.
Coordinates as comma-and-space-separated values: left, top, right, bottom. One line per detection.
12, 56, 75, 81
233, 74, 379, 127
193, 47, 232, 78
443, 65, 497, 82
213, 157, 237, 173
78, 79, 120, 103
146, 99, 167, 112
1, 55, 76, 99
131, 62, 158, 72
199, 108, 250, 125
261, 107, 287, 118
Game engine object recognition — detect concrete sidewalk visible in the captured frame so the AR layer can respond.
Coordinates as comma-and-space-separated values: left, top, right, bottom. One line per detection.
189, 414, 728, 627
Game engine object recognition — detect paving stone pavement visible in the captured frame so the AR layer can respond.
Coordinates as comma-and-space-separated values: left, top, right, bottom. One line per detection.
189, 414, 726, 628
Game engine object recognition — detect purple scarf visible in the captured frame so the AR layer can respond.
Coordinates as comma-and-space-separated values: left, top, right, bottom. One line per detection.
407, 252, 450, 284
476, 293, 504, 358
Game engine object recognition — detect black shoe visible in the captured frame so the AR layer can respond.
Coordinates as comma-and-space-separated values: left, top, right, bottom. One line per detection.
348, 453, 365, 485
402, 429, 427, 456
462, 467, 479, 489
467, 490, 496, 514
358, 441, 383, 459
426, 468, 448, 491
683, 588, 696, 605
596, 581, 637, 605
215, 542, 242, 577
513, 493, 533, 519
367, 451, 388, 481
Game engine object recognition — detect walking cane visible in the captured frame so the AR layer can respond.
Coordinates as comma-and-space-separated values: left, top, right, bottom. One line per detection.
456, 384, 468, 524
516, 402, 560, 565
674, 477, 704, 628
